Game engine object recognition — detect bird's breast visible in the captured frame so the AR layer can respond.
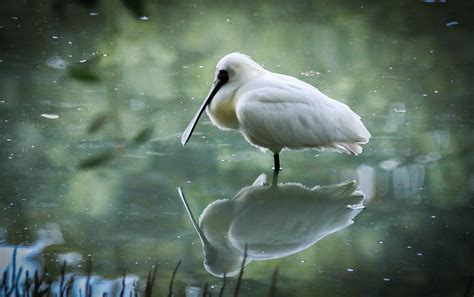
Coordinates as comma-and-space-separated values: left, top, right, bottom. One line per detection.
207, 95, 239, 130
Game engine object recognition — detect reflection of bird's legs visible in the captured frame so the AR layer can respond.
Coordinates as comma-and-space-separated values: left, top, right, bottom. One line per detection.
272, 170, 279, 185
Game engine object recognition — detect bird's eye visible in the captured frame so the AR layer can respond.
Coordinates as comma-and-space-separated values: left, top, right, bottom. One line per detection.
217, 70, 229, 83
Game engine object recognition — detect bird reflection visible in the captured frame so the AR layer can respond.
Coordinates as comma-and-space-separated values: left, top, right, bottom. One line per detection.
178, 173, 365, 277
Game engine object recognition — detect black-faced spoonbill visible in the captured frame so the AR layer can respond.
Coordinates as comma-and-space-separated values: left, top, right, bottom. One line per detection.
181, 53, 371, 172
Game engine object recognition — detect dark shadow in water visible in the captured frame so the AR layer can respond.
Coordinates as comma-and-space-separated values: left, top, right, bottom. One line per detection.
178, 173, 365, 277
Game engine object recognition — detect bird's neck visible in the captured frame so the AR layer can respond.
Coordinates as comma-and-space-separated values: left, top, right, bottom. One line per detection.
207, 86, 240, 130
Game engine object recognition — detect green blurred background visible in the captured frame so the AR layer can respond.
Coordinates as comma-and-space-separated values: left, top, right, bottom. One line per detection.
0, 0, 473, 296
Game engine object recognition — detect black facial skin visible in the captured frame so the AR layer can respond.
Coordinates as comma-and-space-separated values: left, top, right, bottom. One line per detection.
217, 69, 229, 84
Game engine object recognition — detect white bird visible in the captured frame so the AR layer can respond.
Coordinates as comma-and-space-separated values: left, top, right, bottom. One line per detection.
181, 53, 371, 171
178, 174, 365, 277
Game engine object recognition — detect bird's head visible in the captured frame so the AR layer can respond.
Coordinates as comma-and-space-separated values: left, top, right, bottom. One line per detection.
177, 187, 250, 278
181, 53, 265, 146
214, 53, 265, 86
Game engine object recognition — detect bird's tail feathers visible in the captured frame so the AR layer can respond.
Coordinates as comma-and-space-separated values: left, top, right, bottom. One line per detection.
330, 142, 364, 155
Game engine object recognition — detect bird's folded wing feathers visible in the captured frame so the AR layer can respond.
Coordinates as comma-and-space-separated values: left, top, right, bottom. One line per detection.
236, 83, 370, 154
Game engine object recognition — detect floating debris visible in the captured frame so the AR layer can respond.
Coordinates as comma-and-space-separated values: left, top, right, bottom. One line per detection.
393, 108, 407, 113
446, 21, 459, 27
40, 113, 59, 119
46, 56, 67, 70
301, 70, 320, 77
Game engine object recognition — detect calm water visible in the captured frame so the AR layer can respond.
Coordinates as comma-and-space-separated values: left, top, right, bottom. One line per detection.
1, 1, 473, 296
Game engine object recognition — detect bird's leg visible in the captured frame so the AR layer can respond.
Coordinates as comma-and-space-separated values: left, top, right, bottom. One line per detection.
271, 153, 281, 185
273, 153, 281, 185
273, 153, 281, 173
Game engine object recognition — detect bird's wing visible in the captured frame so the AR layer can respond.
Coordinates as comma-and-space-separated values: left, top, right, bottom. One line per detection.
236, 74, 371, 154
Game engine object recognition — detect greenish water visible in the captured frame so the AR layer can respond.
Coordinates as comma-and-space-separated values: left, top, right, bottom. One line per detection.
0, 1, 473, 296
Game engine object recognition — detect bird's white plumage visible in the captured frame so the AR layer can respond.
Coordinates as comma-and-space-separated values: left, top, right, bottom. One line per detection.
235, 72, 370, 154
178, 174, 365, 277
205, 53, 371, 155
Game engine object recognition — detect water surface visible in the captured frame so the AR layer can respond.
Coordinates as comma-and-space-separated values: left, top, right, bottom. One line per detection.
0, 1, 473, 296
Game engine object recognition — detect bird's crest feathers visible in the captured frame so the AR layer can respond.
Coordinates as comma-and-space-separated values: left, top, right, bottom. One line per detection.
216, 52, 265, 73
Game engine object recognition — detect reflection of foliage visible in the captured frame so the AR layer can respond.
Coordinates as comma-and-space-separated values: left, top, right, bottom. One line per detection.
87, 113, 108, 134
132, 126, 154, 145
68, 66, 101, 83
122, 0, 146, 18
64, 48, 155, 169
55, 0, 146, 19
77, 124, 154, 170
78, 149, 115, 169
